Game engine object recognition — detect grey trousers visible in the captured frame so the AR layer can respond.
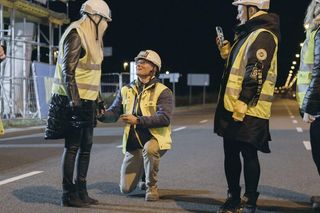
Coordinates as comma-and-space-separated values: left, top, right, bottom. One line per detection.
120, 138, 166, 193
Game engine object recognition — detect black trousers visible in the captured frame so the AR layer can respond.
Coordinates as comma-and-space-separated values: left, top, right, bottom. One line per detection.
223, 138, 260, 195
62, 127, 93, 189
310, 118, 320, 175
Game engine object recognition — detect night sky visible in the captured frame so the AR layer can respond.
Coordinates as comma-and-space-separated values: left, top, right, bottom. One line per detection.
58, 0, 310, 95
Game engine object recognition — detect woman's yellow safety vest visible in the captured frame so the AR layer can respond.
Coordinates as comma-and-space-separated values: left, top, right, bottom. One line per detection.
296, 28, 320, 108
224, 29, 278, 119
120, 82, 172, 154
52, 20, 103, 100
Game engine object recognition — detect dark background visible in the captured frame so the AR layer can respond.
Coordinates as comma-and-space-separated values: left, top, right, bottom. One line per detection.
52, 0, 311, 96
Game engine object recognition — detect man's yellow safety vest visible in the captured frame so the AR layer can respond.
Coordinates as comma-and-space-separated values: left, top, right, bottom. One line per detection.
224, 28, 278, 119
296, 28, 320, 108
120, 82, 172, 154
52, 20, 103, 100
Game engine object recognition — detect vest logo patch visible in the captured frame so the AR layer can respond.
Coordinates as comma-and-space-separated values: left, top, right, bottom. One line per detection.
256, 49, 267, 61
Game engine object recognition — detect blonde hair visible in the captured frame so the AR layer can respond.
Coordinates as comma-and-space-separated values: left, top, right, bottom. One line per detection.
305, 0, 320, 30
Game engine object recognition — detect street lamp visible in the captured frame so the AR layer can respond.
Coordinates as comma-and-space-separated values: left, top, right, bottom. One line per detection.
123, 61, 129, 71
292, 61, 297, 65
295, 54, 300, 58
291, 66, 295, 70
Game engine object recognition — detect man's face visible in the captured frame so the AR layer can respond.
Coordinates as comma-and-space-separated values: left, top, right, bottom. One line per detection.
135, 59, 155, 77
237, 5, 248, 25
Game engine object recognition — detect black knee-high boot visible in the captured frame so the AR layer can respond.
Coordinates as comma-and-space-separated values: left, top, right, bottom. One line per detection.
76, 180, 98, 205
240, 192, 259, 213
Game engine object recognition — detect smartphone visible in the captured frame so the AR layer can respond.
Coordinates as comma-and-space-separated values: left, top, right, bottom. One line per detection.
216, 26, 224, 47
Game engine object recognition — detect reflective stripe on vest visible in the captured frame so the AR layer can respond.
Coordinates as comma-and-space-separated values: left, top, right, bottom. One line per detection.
52, 20, 102, 100
120, 82, 172, 154
296, 28, 319, 108
224, 28, 278, 119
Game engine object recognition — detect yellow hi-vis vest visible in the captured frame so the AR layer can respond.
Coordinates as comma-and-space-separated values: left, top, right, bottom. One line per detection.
296, 28, 320, 108
52, 20, 103, 100
224, 28, 278, 119
120, 82, 172, 154
0, 118, 4, 135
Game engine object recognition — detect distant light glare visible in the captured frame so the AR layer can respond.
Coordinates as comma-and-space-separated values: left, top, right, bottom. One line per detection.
300, 43, 303, 47
291, 66, 295, 70
292, 61, 297, 65
295, 54, 300, 58
165, 71, 170, 75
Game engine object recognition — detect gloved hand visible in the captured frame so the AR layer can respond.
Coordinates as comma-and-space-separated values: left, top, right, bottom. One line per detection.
216, 38, 230, 60
303, 112, 316, 123
232, 100, 248, 122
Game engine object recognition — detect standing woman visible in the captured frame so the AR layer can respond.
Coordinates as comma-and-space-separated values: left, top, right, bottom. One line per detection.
45, 0, 111, 207
215, 0, 280, 212
296, 0, 320, 210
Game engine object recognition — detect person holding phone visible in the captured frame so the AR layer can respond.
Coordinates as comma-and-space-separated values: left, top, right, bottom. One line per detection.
99, 50, 173, 202
296, 0, 320, 210
214, 0, 280, 212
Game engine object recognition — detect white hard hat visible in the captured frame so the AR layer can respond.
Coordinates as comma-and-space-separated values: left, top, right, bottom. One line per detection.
232, 0, 270, 10
135, 50, 162, 71
81, 0, 112, 21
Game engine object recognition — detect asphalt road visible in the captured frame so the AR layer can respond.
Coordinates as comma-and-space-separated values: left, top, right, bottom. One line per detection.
0, 98, 318, 213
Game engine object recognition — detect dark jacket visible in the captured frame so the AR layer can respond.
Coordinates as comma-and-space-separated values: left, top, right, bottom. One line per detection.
214, 13, 281, 153
45, 29, 99, 139
101, 78, 173, 150
301, 29, 320, 115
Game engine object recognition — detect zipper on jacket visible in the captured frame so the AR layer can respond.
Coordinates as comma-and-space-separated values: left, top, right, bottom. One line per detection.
132, 84, 145, 148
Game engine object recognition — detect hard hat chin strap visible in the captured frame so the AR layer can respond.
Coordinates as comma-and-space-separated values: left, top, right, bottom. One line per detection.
87, 14, 103, 40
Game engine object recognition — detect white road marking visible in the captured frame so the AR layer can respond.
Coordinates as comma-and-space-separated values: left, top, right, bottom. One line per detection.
173, 126, 186, 132
199, 120, 208, 124
303, 141, 311, 150
296, 127, 303, 133
292, 120, 298, 124
0, 144, 114, 148
0, 171, 43, 186
290, 115, 295, 119
0, 133, 44, 142
116, 145, 123, 149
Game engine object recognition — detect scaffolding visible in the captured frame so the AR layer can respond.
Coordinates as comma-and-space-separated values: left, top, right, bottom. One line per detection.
0, 0, 71, 118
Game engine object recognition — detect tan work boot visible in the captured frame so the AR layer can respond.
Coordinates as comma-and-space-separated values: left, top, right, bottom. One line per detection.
145, 186, 159, 201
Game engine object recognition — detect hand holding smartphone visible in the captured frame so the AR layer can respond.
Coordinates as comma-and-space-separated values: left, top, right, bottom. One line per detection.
216, 26, 224, 48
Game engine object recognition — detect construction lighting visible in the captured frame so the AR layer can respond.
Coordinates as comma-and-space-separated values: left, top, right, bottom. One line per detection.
123, 62, 128, 71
